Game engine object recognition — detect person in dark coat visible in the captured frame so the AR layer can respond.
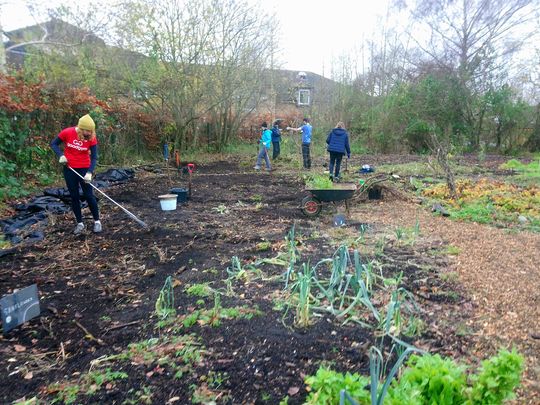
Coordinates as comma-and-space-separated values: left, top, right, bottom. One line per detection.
271, 120, 282, 159
326, 121, 351, 181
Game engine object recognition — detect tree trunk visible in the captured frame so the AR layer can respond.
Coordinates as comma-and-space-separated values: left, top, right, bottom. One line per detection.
525, 103, 540, 152
430, 128, 457, 200
496, 121, 502, 150
475, 106, 486, 151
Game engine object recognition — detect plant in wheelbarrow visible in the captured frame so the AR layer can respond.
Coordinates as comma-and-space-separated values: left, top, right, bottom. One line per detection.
306, 174, 334, 190
302, 176, 357, 217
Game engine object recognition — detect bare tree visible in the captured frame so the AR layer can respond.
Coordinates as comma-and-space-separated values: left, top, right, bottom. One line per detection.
204, 0, 277, 149
112, 0, 275, 150
403, 0, 537, 80
430, 126, 457, 199
397, 0, 539, 148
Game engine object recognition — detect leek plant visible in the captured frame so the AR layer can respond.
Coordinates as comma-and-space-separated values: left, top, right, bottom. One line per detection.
227, 256, 244, 280
294, 263, 313, 327
283, 223, 299, 289
375, 237, 386, 257
394, 227, 405, 242
209, 293, 222, 327
353, 250, 374, 293
369, 344, 424, 405
379, 274, 419, 336
155, 276, 175, 319
282, 243, 418, 335
226, 256, 263, 282
355, 223, 369, 245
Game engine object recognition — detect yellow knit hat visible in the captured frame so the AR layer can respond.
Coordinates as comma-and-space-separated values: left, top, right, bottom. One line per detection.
78, 114, 95, 131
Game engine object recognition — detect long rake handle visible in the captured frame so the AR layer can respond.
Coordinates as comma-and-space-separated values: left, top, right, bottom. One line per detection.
68, 167, 148, 228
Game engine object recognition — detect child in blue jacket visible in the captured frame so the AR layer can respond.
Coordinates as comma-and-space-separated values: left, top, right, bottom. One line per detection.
326, 122, 350, 181
254, 122, 272, 171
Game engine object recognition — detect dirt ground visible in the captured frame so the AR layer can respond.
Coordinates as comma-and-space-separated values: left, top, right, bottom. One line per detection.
0, 156, 538, 404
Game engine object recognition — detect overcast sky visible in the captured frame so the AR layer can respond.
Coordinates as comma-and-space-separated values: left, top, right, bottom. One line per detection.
2, 0, 390, 78
259, 0, 390, 77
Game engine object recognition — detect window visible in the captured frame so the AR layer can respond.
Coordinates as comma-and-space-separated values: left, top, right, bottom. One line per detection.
298, 89, 311, 106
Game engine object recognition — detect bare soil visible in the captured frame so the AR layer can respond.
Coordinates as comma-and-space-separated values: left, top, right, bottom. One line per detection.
0, 156, 538, 404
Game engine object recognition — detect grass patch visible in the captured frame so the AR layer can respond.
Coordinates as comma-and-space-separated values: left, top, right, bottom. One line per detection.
44, 368, 128, 404
255, 240, 272, 251
0, 234, 10, 250
179, 303, 262, 328
185, 283, 213, 298
443, 245, 461, 255
432, 245, 461, 256
440, 271, 460, 283
423, 179, 540, 232
500, 158, 540, 186
378, 160, 480, 178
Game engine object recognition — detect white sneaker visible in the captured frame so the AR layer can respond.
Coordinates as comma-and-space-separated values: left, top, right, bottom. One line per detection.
253, 165, 261, 170
93, 221, 102, 233
73, 223, 85, 235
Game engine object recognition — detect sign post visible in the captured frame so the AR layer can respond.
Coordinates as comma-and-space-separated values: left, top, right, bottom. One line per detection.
1, 285, 40, 334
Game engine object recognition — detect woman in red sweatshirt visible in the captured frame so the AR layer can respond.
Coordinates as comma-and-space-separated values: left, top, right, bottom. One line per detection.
50, 114, 102, 234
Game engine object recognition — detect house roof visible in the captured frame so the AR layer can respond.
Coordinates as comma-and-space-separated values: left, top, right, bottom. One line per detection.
4, 18, 104, 48
263, 68, 338, 104
4, 18, 339, 104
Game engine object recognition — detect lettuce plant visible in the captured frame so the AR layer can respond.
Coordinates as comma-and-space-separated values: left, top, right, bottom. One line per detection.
466, 348, 524, 404
393, 354, 467, 404
304, 366, 370, 405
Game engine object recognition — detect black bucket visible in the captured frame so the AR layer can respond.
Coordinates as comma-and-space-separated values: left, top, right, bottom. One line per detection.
169, 187, 188, 203
368, 186, 382, 200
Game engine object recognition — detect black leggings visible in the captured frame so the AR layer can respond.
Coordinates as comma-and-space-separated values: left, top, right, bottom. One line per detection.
63, 167, 99, 223
272, 141, 280, 159
329, 152, 344, 178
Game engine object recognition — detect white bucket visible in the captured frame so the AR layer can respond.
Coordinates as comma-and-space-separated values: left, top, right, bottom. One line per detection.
158, 194, 178, 211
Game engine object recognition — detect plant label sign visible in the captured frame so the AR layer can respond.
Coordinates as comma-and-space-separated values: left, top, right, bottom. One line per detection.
1, 284, 40, 334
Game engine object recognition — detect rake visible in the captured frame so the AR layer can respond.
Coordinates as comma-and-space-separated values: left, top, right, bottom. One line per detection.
68, 166, 147, 228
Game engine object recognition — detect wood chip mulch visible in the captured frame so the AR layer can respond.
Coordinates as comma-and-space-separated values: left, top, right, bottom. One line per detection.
354, 199, 540, 404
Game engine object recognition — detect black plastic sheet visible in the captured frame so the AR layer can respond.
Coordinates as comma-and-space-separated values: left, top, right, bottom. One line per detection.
95, 168, 134, 183
0, 167, 135, 256
14, 196, 72, 214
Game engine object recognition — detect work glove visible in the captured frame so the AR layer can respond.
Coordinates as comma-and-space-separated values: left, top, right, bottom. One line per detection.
347, 154, 350, 159
59, 155, 68, 164
83, 172, 92, 183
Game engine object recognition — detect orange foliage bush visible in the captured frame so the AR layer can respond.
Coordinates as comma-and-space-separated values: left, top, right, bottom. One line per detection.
423, 179, 540, 217
0, 73, 47, 112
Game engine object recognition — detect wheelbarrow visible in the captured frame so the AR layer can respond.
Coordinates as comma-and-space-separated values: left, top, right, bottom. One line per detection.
300, 173, 396, 217
301, 183, 357, 217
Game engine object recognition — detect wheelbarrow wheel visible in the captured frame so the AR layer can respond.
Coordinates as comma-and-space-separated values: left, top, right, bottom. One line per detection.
301, 196, 322, 217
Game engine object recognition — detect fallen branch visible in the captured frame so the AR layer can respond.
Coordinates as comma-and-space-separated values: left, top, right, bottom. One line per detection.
59, 342, 67, 362
74, 320, 105, 345
102, 320, 140, 335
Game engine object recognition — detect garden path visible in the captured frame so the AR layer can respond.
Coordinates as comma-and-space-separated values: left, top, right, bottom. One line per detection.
354, 199, 540, 404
